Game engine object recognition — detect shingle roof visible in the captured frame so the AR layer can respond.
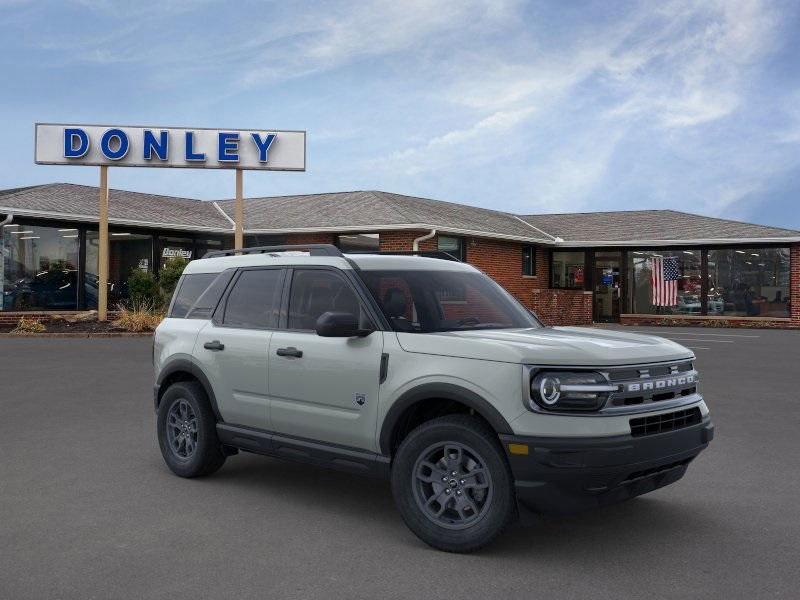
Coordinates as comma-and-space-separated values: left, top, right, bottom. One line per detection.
520, 210, 800, 244
1, 183, 798, 244
215, 191, 551, 242
0, 183, 230, 231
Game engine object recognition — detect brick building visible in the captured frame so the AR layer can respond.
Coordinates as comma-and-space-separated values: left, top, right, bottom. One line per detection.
2, 183, 798, 328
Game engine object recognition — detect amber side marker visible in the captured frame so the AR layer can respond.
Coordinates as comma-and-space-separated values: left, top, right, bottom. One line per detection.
508, 443, 529, 456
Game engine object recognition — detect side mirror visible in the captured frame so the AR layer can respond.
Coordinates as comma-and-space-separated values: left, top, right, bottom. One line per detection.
315, 311, 373, 337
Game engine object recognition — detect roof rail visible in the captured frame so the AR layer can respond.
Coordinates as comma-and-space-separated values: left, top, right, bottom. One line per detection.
369, 250, 462, 262
203, 244, 344, 259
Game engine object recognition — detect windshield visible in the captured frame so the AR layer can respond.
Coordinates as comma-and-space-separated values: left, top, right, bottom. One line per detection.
358, 269, 542, 333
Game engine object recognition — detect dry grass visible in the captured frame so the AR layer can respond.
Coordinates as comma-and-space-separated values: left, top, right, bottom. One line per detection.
113, 302, 164, 332
11, 317, 46, 334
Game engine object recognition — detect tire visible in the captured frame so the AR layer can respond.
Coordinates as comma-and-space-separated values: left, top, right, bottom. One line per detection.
391, 414, 516, 553
157, 381, 226, 478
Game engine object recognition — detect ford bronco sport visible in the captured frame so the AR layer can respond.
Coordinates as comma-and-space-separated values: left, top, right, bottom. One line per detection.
153, 244, 713, 552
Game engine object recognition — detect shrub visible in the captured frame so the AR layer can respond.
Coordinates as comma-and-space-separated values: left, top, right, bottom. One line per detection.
113, 301, 164, 332
159, 257, 188, 299
127, 268, 161, 307
11, 317, 46, 334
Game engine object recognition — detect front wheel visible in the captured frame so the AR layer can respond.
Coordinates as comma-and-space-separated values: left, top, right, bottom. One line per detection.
157, 381, 226, 478
391, 415, 516, 552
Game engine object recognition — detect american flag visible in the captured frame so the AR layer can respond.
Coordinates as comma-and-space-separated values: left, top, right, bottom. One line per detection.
651, 256, 679, 306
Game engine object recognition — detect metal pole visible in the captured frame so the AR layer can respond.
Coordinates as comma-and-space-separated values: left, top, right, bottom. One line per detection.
235, 168, 244, 250
98, 166, 109, 321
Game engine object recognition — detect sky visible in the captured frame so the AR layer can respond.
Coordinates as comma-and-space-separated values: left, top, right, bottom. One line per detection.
0, 0, 799, 229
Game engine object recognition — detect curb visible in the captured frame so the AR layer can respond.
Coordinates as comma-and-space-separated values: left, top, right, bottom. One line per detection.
0, 332, 154, 338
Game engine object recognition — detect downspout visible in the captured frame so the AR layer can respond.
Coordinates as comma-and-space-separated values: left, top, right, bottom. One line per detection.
0, 213, 12, 226
412, 228, 436, 251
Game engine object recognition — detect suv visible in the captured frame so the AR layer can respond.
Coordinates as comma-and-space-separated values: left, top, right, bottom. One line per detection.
153, 244, 713, 552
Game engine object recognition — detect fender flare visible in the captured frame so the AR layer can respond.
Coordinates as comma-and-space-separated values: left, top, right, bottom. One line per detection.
378, 383, 514, 455
155, 358, 223, 422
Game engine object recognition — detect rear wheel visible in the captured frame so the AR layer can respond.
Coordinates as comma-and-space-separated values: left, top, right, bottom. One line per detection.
157, 381, 226, 478
391, 415, 516, 552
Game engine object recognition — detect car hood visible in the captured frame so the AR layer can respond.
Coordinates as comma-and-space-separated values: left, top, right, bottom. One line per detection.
395, 326, 693, 366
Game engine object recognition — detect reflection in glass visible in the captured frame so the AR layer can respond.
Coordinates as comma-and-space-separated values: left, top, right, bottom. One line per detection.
707, 248, 789, 318
1, 224, 80, 310
551, 251, 585, 289
85, 230, 153, 308
629, 250, 701, 315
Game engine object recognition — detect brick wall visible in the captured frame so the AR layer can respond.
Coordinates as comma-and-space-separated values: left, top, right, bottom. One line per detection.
531, 289, 593, 326
791, 243, 799, 325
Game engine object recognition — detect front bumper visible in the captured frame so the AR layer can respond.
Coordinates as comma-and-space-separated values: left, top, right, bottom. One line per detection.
500, 417, 714, 514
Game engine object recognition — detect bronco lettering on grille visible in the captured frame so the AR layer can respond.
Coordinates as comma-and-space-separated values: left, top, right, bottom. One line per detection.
626, 374, 695, 393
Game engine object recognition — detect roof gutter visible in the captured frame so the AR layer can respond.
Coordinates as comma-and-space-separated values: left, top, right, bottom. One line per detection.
412, 229, 437, 251
554, 237, 800, 246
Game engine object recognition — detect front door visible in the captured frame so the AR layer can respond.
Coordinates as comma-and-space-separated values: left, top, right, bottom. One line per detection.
268, 267, 384, 451
593, 251, 622, 322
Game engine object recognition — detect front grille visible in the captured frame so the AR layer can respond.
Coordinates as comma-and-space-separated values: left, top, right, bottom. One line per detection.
606, 361, 699, 410
629, 407, 702, 437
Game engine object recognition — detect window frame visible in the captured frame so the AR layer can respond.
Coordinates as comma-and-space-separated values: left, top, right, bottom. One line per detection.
522, 245, 537, 277
549, 249, 587, 290
212, 266, 286, 330
437, 235, 466, 262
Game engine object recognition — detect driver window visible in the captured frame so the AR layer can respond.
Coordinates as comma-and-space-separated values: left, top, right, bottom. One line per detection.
287, 269, 370, 331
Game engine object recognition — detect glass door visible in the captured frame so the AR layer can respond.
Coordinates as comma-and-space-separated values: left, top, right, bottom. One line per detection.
593, 251, 622, 322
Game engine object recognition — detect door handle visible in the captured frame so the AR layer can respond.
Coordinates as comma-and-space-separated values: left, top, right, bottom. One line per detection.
203, 340, 225, 351
276, 346, 303, 358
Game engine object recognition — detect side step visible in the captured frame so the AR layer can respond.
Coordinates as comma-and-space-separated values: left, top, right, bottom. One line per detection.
216, 423, 390, 479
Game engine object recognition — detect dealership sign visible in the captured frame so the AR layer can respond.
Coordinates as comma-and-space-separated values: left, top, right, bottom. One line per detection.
34, 123, 306, 171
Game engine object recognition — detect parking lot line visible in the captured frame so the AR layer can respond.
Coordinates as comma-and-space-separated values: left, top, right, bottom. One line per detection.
665, 338, 734, 343
684, 346, 710, 350
641, 332, 760, 338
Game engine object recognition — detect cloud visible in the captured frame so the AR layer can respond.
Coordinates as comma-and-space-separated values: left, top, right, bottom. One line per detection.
377, 106, 536, 175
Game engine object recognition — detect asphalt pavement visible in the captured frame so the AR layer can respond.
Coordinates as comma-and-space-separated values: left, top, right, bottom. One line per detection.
1, 327, 799, 599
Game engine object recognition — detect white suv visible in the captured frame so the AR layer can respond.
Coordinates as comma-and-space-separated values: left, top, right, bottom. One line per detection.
153, 244, 713, 552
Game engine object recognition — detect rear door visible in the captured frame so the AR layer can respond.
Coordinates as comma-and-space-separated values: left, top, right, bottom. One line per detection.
268, 267, 384, 451
195, 267, 284, 429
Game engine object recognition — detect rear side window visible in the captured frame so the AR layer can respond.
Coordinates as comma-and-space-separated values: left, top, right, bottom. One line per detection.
222, 269, 283, 329
169, 273, 217, 318
185, 269, 235, 319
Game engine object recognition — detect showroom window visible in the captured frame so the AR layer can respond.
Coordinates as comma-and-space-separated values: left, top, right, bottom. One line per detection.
628, 249, 702, 315
522, 245, 536, 276
85, 230, 153, 308
551, 251, 585, 289
337, 233, 379, 253
1, 223, 80, 310
707, 248, 790, 318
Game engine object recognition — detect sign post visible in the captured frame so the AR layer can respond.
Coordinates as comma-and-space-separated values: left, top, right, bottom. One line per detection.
34, 123, 306, 320
235, 169, 244, 250
98, 166, 109, 321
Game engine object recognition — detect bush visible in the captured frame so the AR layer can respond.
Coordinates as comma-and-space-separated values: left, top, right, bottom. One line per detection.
11, 317, 46, 334
159, 257, 188, 298
113, 301, 164, 332
127, 268, 161, 307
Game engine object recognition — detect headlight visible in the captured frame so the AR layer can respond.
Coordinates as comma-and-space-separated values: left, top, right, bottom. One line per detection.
529, 371, 617, 412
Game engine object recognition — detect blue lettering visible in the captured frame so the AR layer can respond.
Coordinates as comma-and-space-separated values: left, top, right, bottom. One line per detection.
100, 128, 129, 160
143, 130, 168, 160
64, 128, 89, 158
218, 132, 239, 162
185, 131, 205, 161
251, 132, 276, 162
